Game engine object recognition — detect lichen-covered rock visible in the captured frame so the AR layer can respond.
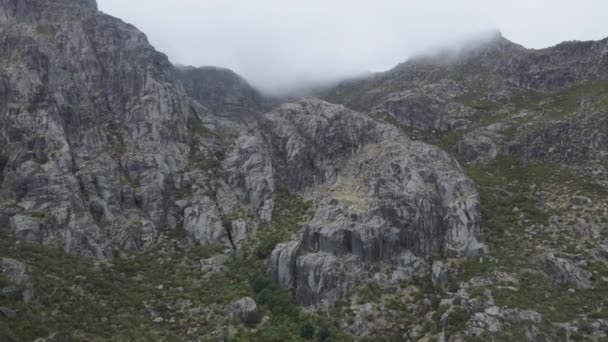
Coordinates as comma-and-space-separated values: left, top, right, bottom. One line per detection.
0, 0, 195, 258
222, 134, 275, 222
0, 257, 34, 302
0, 0, 256, 259
0, 306, 17, 319
183, 196, 226, 245
237, 99, 487, 306
0, 257, 29, 285
375, 90, 474, 131
230, 297, 260, 324
432, 261, 448, 288
512, 111, 608, 165
537, 253, 593, 289
458, 123, 509, 165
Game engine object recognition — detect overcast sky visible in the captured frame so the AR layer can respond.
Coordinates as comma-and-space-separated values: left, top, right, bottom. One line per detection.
97, 0, 608, 94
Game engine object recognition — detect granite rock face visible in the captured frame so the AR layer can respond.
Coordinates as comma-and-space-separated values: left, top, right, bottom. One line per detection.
537, 253, 593, 289
0, 0, 247, 258
226, 99, 488, 306
512, 111, 608, 165
174, 65, 270, 135
374, 90, 474, 132
325, 32, 608, 113
458, 123, 509, 165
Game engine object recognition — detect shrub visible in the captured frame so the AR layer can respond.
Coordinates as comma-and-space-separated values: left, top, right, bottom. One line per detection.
256, 285, 296, 317
317, 325, 332, 341
300, 321, 315, 339
251, 275, 272, 294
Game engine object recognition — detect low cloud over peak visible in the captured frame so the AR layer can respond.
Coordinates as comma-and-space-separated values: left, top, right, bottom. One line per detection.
98, 0, 608, 95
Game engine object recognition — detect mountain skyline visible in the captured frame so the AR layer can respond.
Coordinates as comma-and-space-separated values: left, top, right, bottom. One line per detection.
97, 0, 608, 94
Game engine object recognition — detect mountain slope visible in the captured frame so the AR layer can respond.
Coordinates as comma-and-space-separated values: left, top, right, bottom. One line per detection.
0, 1, 486, 340
1, 2, 608, 341
321, 31, 608, 341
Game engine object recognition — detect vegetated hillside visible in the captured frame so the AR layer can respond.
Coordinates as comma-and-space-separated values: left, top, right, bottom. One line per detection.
1, 1, 608, 341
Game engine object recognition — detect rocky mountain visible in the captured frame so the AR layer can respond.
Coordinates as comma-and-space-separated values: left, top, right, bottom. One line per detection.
0, 1, 607, 341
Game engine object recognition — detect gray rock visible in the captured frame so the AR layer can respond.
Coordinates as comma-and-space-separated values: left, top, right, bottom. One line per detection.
258, 99, 485, 306
570, 196, 592, 206
432, 261, 449, 288
0, 257, 30, 285
0, 0, 257, 259
9, 215, 42, 243
183, 196, 227, 245
0, 285, 19, 298
222, 134, 276, 222
537, 253, 593, 289
374, 90, 474, 131
230, 297, 260, 324
174, 66, 270, 131
339, 303, 395, 337
458, 123, 509, 165
512, 111, 608, 165
0, 306, 17, 319
0, 257, 35, 302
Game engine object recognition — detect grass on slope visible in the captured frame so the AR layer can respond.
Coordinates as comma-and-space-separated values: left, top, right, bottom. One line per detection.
0, 187, 344, 342
465, 156, 608, 325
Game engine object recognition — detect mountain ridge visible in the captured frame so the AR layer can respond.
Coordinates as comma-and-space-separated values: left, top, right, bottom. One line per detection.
1, 1, 607, 340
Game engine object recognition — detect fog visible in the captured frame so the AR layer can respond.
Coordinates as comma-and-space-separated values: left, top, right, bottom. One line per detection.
97, 0, 608, 95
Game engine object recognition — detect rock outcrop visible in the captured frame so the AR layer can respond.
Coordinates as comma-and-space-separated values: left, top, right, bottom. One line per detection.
230, 297, 260, 324
374, 90, 474, 132
0, 257, 34, 302
512, 111, 608, 165
0, 0, 256, 258
222, 99, 487, 306
0, 0, 201, 258
458, 123, 509, 165
174, 65, 270, 135
537, 253, 593, 289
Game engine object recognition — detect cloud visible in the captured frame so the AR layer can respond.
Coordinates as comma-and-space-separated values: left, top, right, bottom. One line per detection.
97, 0, 608, 95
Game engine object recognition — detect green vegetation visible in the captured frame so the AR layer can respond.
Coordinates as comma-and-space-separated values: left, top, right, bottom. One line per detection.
543, 80, 608, 117
299, 321, 315, 339
252, 185, 313, 259
355, 283, 383, 304
188, 118, 219, 139
461, 155, 608, 333
105, 125, 127, 159
493, 272, 608, 323
453, 79, 608, 124
0, 184, 345, 341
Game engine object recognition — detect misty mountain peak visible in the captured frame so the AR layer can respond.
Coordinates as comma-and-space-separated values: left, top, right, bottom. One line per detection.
405, 30, 523, 67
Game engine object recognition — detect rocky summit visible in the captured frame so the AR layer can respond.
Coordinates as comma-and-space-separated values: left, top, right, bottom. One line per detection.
0, 1, 607, 341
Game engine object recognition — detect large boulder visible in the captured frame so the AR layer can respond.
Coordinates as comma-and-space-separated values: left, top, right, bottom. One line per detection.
0, 257, 34, 302
0, 257, 29, 285
230, 297, 260, 324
